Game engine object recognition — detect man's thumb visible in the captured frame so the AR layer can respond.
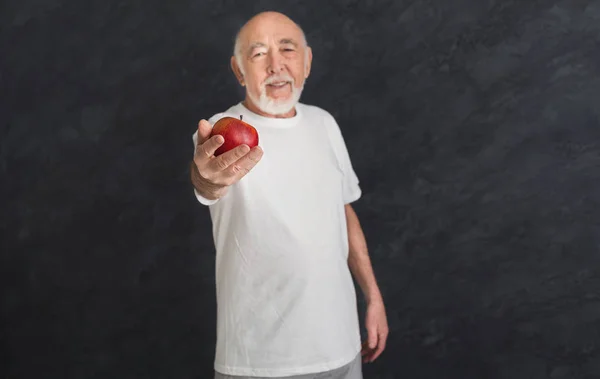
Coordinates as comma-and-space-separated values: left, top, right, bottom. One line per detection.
197, 119, 212, 144
368, 328, 378, 349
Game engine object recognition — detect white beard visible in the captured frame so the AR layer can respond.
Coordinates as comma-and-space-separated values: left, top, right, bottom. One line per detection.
248, 77, 304, 116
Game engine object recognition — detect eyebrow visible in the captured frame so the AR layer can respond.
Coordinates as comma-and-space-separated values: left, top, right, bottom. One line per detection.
279, 38, 298, 47
247, 39, 299, 54
248, 42, 267, 51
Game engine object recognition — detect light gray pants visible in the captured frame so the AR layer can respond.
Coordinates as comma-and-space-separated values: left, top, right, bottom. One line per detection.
214, 353, 363, 379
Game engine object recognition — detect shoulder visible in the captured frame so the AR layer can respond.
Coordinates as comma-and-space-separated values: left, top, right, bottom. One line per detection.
297, 103, 342, 138
298, 103, 349, 150
297, 102, 337, 123
300, 102, 344, 129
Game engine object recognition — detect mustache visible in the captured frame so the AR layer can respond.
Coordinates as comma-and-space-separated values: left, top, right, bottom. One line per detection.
263, 74, 294, 85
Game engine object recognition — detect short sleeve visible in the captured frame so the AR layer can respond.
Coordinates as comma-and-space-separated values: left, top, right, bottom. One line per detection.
324, 113, 362, 204
192, 129, 219, 206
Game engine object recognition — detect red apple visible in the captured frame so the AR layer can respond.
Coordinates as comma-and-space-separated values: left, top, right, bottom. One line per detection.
210, 115, 259, 156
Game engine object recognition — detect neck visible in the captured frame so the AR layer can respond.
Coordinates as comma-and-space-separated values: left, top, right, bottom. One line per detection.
242, 98, 297, 119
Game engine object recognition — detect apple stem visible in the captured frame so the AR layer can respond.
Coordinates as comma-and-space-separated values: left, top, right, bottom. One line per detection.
240, 115, 243, 121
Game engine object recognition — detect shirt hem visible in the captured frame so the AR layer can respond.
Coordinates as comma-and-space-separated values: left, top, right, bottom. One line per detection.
214, 346, 361, 377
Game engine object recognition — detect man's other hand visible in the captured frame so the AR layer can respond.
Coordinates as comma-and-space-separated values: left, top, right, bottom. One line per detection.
361, 299, 389, 363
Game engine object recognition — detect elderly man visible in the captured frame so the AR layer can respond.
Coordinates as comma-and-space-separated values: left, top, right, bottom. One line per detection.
190, 11, 388, 379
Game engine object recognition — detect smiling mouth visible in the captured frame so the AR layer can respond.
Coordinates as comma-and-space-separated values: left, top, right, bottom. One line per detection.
267, 81, 290, 88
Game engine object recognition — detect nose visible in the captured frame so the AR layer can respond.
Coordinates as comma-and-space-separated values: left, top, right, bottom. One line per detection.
267, 51, 284, 74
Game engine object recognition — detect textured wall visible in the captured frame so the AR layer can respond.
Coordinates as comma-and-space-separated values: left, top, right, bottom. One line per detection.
3, 1, 600, 378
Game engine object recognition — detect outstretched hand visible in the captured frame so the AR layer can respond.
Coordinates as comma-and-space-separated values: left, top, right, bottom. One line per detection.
361, 300, 389, 363
191, 119, 263, 199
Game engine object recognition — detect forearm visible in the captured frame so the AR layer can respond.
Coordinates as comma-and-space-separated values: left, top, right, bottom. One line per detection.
345, 204, 383, 304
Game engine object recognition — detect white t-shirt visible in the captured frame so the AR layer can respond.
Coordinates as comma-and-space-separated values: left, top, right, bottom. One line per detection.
192, 102, 363, 377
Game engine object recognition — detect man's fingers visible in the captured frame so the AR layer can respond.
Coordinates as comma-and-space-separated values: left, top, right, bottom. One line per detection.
210, 144, 252, 172
197, 119, 213, 146
368, 326, 378, 349
370, 348, 384, 362
361, 326, 378, 363
197, 135, 225, 160
369, 338, 386, 362
228, 146, 263, 178
361, 326, 388, 363
361, 341, 370, 356
198, 144, 263, 186
361, 341, 373, 363
367, 329, 388, 363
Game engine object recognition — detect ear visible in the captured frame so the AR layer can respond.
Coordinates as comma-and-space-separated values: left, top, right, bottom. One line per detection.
304, 46, 313, 79
230, 56, 245, 86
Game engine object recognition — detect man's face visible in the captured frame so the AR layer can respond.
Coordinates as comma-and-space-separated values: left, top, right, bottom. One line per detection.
233, 16, 312, 116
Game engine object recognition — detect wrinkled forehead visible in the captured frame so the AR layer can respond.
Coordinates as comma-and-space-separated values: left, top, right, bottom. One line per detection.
240, 19, 305, 51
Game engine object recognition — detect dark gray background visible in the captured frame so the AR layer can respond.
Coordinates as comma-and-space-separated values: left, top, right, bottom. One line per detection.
3, 1, 600, 378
